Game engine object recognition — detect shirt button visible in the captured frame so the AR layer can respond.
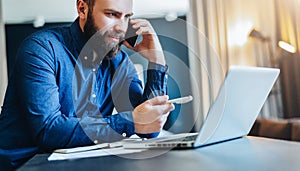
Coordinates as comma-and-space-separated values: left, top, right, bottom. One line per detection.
84, 56, 88, 60
122, 133, 127, 137
92, 94, 97, 98
94, 140, 98, 144
92, 68, 96, 72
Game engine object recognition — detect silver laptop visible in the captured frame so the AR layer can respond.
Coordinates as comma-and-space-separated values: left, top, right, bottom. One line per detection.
123, 65, 280, 149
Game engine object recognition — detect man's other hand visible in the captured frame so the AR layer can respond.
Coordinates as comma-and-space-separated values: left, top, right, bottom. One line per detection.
132, 95, 175, 134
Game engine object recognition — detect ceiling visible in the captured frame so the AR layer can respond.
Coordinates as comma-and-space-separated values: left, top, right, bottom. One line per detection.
2, 0, 189, 24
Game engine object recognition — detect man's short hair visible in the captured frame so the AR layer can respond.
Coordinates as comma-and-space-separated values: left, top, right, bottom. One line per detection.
77, 0, 96, 9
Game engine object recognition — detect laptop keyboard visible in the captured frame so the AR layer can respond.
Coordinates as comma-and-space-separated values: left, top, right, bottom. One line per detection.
162, 133, 198, 142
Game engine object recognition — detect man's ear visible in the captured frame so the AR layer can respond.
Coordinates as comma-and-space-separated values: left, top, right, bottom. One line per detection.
77, 0, 89, 19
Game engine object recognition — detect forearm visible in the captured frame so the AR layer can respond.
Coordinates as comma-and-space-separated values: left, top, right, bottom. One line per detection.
131, 62, 169, 138
142, 62, 168, 99
35, 112, 135, 151
36, 116, 93, 151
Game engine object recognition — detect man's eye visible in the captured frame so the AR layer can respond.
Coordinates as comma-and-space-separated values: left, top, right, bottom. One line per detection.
107, 13, 117, 17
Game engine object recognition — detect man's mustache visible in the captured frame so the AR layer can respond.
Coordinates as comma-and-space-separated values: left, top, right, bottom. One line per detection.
105, 32, 125, 42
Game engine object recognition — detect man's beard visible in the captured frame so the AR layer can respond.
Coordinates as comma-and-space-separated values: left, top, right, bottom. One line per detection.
83, 11, 124, 60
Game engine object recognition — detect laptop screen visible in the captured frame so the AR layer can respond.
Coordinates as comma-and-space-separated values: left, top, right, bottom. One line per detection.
196, 66, 279, 146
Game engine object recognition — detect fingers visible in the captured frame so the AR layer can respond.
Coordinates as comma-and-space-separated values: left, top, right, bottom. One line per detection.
130, 19, 151, 29
136, 27, 153, 35
133, 95, 175, 128
152, 103, 175, 116
148, 96, 175, 116
134, 116, 169, 134
130, 19, 155, 35
148, 95, 169, 105
149, 96, 175, 114
133, 96, 175, 125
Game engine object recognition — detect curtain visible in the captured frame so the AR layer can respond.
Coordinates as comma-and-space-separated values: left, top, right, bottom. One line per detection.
275, 0, 300, 118
187, 0, 280, 129
0, 0, 8, 113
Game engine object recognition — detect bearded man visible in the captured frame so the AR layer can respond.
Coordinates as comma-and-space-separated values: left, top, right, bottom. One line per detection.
0, 0, 174, 169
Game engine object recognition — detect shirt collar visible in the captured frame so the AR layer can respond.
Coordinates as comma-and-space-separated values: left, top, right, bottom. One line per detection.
70, 17, 87, 54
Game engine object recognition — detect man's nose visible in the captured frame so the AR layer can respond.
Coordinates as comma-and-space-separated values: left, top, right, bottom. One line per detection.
114, 20, 127, 33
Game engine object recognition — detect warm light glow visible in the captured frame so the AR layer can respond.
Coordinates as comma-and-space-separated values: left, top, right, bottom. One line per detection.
278, 41, 296, 53
228, 21, 253, 47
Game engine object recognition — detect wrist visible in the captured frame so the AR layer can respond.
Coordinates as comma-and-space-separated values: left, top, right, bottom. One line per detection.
148, 52, 166, 66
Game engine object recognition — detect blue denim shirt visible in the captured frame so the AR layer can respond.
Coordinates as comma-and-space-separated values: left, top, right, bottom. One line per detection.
0, 18, 168, 168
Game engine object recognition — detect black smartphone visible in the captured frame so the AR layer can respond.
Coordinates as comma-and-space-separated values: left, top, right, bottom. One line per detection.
124, 23, 138, 47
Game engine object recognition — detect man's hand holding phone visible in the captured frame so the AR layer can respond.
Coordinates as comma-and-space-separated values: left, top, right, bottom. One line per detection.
123, 19, 166, 66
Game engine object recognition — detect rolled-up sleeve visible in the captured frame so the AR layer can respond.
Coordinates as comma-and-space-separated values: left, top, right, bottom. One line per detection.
144, 62, 168, 98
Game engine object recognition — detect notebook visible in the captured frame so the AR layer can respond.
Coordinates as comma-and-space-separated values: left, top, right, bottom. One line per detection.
123, 65, 280, 149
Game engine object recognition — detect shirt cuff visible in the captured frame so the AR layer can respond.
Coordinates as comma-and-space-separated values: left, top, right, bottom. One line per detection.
145, 62, 168, 98
112, 112, 160, 139
148, 62, 168, 72
109, 111, 135, 138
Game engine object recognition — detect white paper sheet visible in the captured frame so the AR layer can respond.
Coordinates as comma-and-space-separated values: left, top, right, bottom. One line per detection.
48, 147, 146, 161
54, 143, 110, 154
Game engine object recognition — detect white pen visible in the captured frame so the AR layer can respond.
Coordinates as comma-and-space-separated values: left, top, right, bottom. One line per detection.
167, 95, 193, 104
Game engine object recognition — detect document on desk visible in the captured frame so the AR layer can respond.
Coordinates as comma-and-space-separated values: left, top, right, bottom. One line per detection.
48, 134, 170, 161
54, 143, 110, 154
48, 147, 146, 161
